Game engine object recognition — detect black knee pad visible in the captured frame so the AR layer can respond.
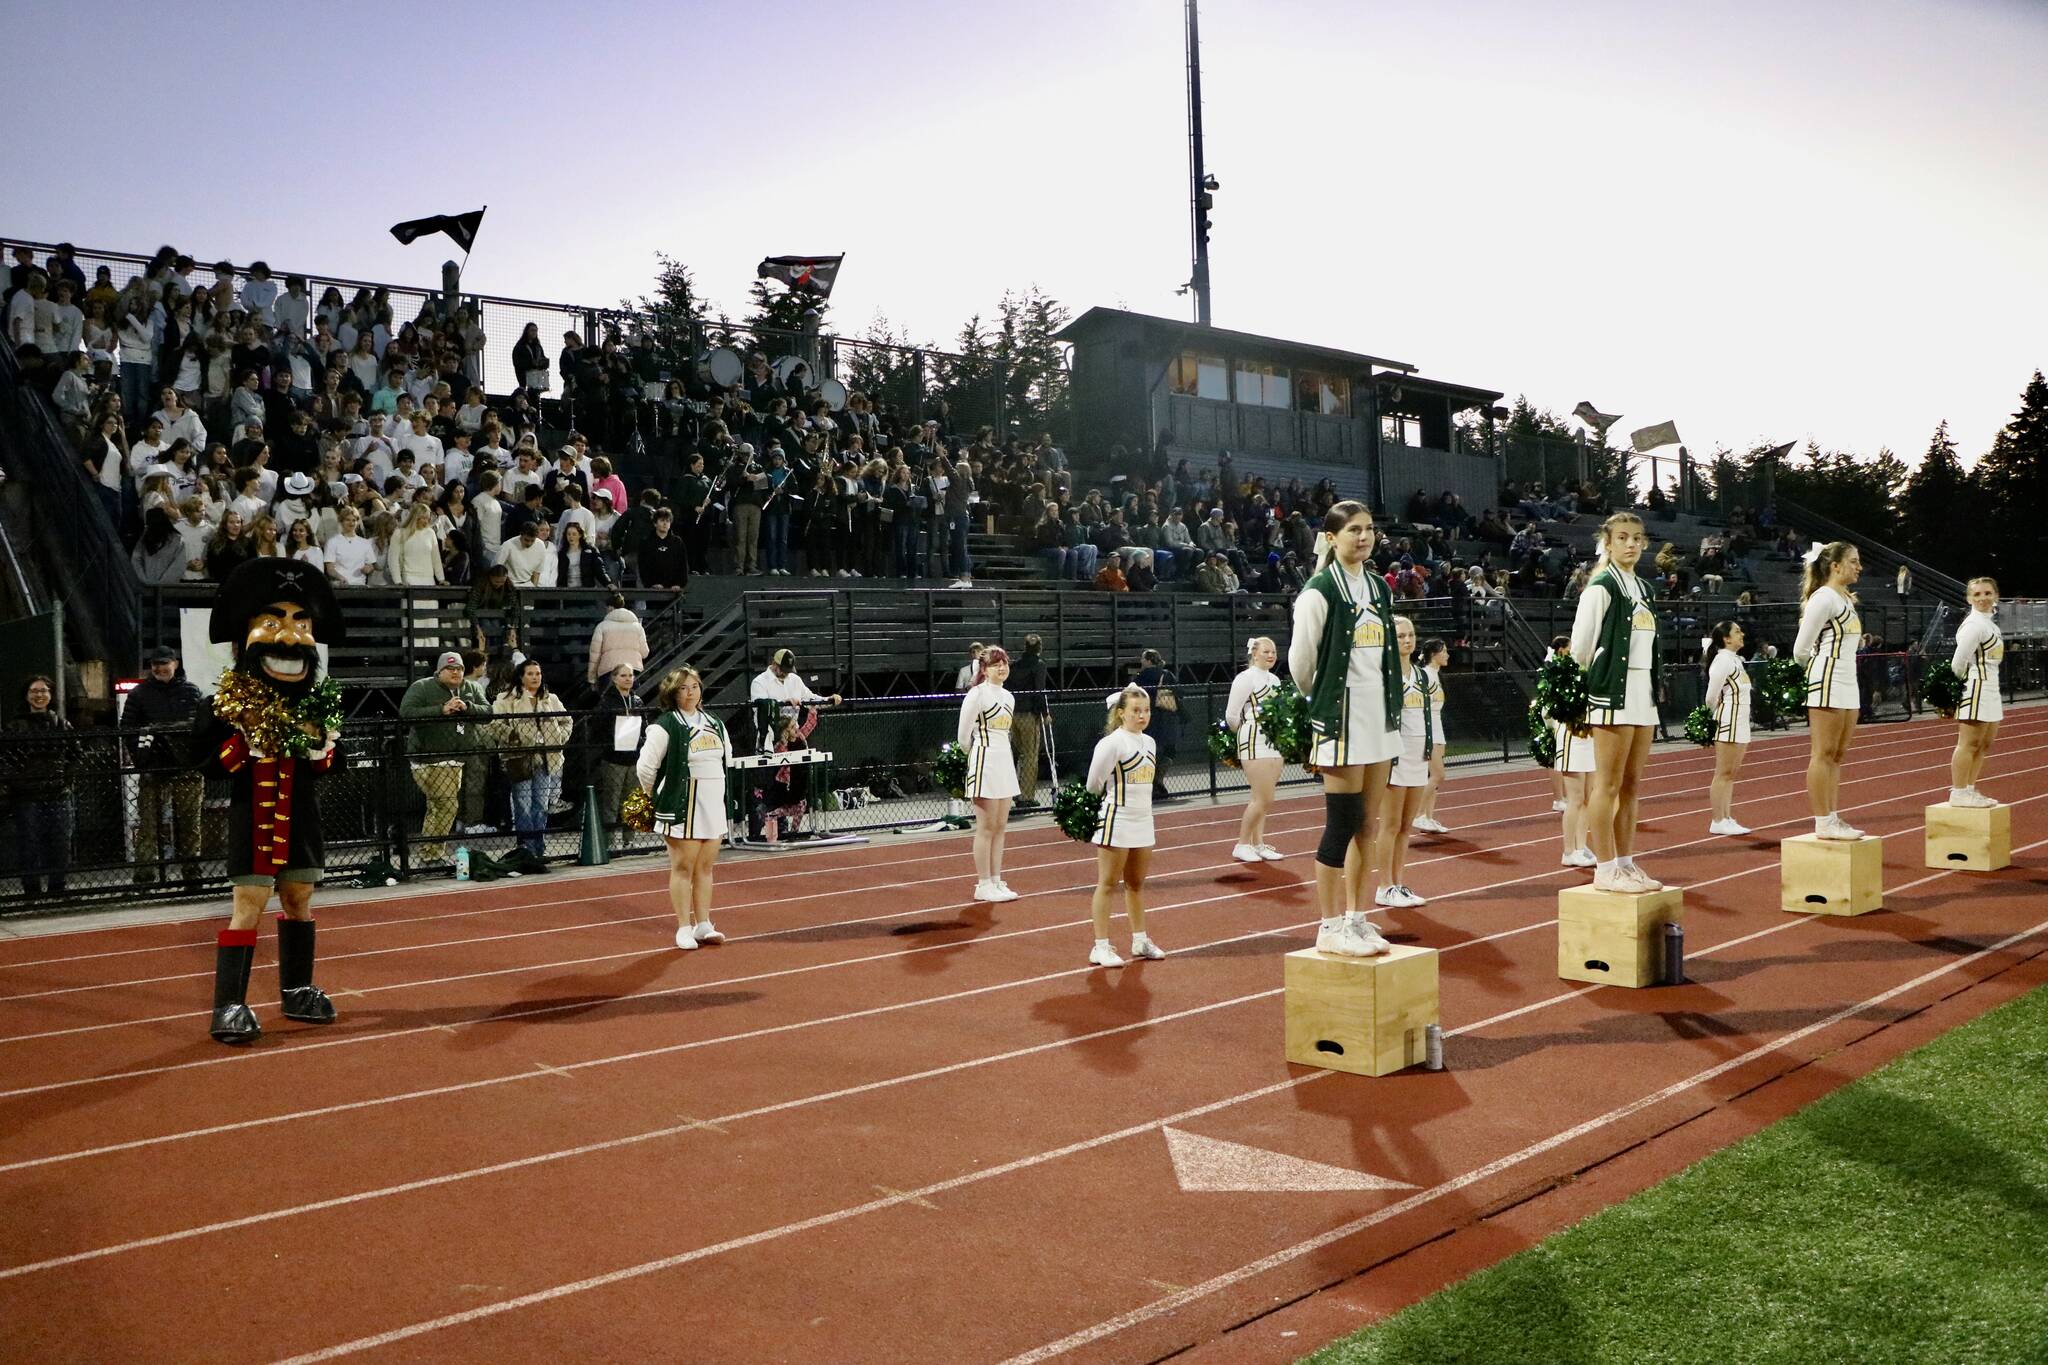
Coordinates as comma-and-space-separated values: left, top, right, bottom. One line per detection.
1317, 791, 1366, 868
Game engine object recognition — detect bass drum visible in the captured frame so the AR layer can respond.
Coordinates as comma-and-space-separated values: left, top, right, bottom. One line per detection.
698, 346, 744, 389
772, 355, 814, 391
817, 377, 848, 411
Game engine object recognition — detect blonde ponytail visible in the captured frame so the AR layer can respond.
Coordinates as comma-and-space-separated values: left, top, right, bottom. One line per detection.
1800, 541, 1856, 602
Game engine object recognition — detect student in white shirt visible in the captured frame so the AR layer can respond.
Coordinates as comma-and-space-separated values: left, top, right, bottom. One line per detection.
46, 279, 83, 354
4, 273, 41, 346
153, 387, 206, 450
400, 412, 443, 470
128, 418, 170, 484
273, 275, 311, 338
472, 471, 505, 562
237, 262, 279, 324
324, 506, 377, 586
495, 523, 551, 587
554, 483, 596, 547
747, 648, 843, 753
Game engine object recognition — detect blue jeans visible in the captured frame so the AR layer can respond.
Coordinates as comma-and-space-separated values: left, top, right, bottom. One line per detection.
509, 773, 555, 854
1036, 546, 1067, 578
893, 518, 920, 577
948, 515, 972, 578
120, 362, 154, 425
1066, 543, 1098, 580
17, 797, 73, 896
762, 510, 791, 572
1152, 548, 1176, 580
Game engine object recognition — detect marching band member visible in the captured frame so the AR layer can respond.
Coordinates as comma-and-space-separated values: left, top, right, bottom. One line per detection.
1413, 636, 1452, 834
1948, 576, 2004, 807
1569, 511, 1666, 891
1085, 685, 1163, 967
1227, 636, 1285, 862
1703, 621, 1754, 835
1793, 541, 1866, 839
958, 645, 1021, 901
747, 647, 841, 753
636, 666, 732, 950
1374, 616, 1431, 907
1288, 501, 1400, 956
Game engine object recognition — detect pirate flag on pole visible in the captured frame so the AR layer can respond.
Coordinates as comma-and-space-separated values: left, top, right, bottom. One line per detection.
390, 207, 487, 252
756, 254, 844, 298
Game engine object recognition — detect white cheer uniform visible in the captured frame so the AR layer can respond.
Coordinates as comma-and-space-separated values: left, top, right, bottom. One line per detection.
1794, 585, 1861, 711
1705, 648, 1753, 745
1554, 718, 1596, 775
635, 708, 731, 841
1952, 609, 2003, 723
1289, 563, 1402, 767
957, 681, 1020, 799
1087, 729, 1157, 849
1391, 667, 1435, 788
1426, 663, 1447, 754
1570, 565, 1659, 727
1225, 664, 1280, 763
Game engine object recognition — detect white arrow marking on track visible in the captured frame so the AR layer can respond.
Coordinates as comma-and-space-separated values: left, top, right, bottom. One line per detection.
1163, 1127, 1416, 1194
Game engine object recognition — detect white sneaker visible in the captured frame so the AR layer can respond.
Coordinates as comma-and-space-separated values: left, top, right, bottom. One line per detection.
1951, 788, 1999, 809
974, 880, 997, 901
1617, 863, 1664, 893
1389, 885, 1427, 908
1816, 815, 1866, 841
1374, 885, 1400, 908
674, 926, 699, 950
1551, 800, 1568, 812
1347, 917, 1394, 954
1592, 863, 1627, 892
1709, 819, 1752, 836
1256, 844, 1284, 861
1089, 941, 1125, 968
693, 922, 725, 945
1561, 847, 1597, 868
1413, 817, 1448, 834
992, 879, 1020, 900
1129, 935, 1166, 960
1232, 842, 1264, 863
984, 880, 1020, 902
1316, 923, 1373, 957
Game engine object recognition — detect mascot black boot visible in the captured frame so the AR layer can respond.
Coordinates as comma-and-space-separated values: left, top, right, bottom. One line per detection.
209, 928, 262, 1044
276, 917, 337, 1024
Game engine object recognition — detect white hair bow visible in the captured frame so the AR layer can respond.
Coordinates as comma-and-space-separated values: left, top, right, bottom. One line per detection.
1311, 531, 1331, 559
1801, 541, 1826, 566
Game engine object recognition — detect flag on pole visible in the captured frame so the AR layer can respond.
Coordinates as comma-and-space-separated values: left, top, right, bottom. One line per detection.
1572, 401, 1621, 431
1759, 440, 1797, 462
389, 208, 486, 252
1630, 420, 1682, 452
756, 254, 844, 298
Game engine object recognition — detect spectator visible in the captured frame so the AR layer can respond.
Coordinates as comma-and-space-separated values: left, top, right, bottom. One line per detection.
592, 663, 646, 851
1029, 502, 1067, 578
472, 469, 505, 563
638, 508, 689, 589
284, 518, 325, 571
1135, 648, 1182, 801
556, 521, 611, 590
124, 645, 206, 889
944, 453, 975, 586
587, 592, 649, 689
400, 651, 481, 866
1009, 634, 1051, 807
8, 675, 75, 899
130, 507, 187, 584
492, 658, 572, 855
1126, 549, 1158, 592
495, 520, 550, 588
206, 508, 255, 581
1195, 552, 1239, 594
324, 505, 376, 586
388, 502, 444, 586
467, 562, 524, 656
1094, 551, 1129, 592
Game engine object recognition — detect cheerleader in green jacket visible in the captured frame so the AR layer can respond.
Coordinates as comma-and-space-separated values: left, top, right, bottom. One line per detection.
1568, 511, 1666, 893
635, 665, 732, 950
1286, 501, 1401, 956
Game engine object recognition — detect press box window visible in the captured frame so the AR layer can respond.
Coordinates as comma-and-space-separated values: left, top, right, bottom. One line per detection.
1169, 352, 1230, 402
1298, 371, 1351, 416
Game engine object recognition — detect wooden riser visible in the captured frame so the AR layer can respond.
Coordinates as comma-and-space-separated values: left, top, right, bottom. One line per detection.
1284, 945, 1439, 1078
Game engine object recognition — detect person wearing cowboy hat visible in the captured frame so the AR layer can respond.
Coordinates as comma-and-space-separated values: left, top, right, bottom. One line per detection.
201, 558, 347, 1045
747, 647, 840, 753
274, 470, 318, 537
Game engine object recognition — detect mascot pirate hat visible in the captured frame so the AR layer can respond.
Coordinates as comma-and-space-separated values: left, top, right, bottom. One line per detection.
209, 558, 347, 647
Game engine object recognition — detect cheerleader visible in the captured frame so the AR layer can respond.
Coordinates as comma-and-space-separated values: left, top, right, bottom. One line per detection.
1227, 636, 1285, 862
1287, 500, 1401, 957
1414, 636, 1451, 834
1704, 621, 1754, 835
958, 645, 1021, 901
1792, 541, 1866, 839
1947, 576, 2003, 807
1568, 511, 1665, 892
1547, 635, 1572, 815
1374, 617, 1432, 907
635, 666, 731, 950
1085, 685, 1163, 967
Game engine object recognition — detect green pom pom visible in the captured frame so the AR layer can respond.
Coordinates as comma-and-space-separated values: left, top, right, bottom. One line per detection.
932, 742, 969, 799
1207, 719, 1239, 769
1684, 703, 1718, 746
1527, 704, 1558, 769
1256, 681, 1313, 766
1923, 660, 1965, 715
1052, 778, 1104, 842
1535, 654, 1588, 726
1752, 657, 1808, 721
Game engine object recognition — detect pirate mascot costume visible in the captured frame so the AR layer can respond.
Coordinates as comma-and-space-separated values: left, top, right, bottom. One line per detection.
204, 559, 347, 1045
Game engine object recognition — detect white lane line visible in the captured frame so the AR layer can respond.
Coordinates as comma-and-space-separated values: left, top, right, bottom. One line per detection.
0, 722, 2011, 1045
3, 708, 2010, 969
268, 910, 2048, 1365
998, 912, 2048, 1363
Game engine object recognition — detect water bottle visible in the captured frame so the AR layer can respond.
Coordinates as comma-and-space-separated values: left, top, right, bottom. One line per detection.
1425, 1023, 1445, 1071
455, 846, 471, 882
1662, 921, 1685, 985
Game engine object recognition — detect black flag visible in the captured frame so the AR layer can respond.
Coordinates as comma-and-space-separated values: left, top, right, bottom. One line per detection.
390, 208, 486, 252
756, 254, 844, 298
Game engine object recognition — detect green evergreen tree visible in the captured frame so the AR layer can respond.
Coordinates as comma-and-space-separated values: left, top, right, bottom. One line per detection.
622, 253, 710, 380
1772, 441, 1906, 540
841, 313, 923, 423
741, 280, 830, 349
1973, 370, 2048, 591
1895, 421, 1978, 574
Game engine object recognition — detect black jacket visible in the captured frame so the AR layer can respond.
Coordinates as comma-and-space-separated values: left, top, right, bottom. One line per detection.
638, 533, 688, 588
123, 672, 206, 770
5, 712, 74, 803
1009, 652, 1051, 717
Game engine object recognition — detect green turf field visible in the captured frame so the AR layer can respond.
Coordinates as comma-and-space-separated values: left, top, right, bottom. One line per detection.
1306, 982, 2048, 1365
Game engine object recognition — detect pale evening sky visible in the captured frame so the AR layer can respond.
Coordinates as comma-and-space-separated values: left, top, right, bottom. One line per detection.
6, 0, 2043, 465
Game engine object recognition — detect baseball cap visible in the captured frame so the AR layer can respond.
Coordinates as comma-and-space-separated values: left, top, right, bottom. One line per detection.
771, 648, 796, 669
144, 644, 180, 664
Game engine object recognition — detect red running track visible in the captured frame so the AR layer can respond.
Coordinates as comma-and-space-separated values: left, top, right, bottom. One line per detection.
1, 708, 2044, 1363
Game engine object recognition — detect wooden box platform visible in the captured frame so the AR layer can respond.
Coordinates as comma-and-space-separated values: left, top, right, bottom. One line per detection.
1924, 803, 2011, 873
1557, 886, 1686, 988
1781, 833, 1885, 916
1283, 945, 1439, 1078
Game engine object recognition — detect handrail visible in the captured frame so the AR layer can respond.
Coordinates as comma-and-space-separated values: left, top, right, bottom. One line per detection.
1776, 498, 1968, 606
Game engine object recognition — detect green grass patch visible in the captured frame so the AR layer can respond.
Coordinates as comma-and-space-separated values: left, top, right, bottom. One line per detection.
1305, 984, 2048, 1365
